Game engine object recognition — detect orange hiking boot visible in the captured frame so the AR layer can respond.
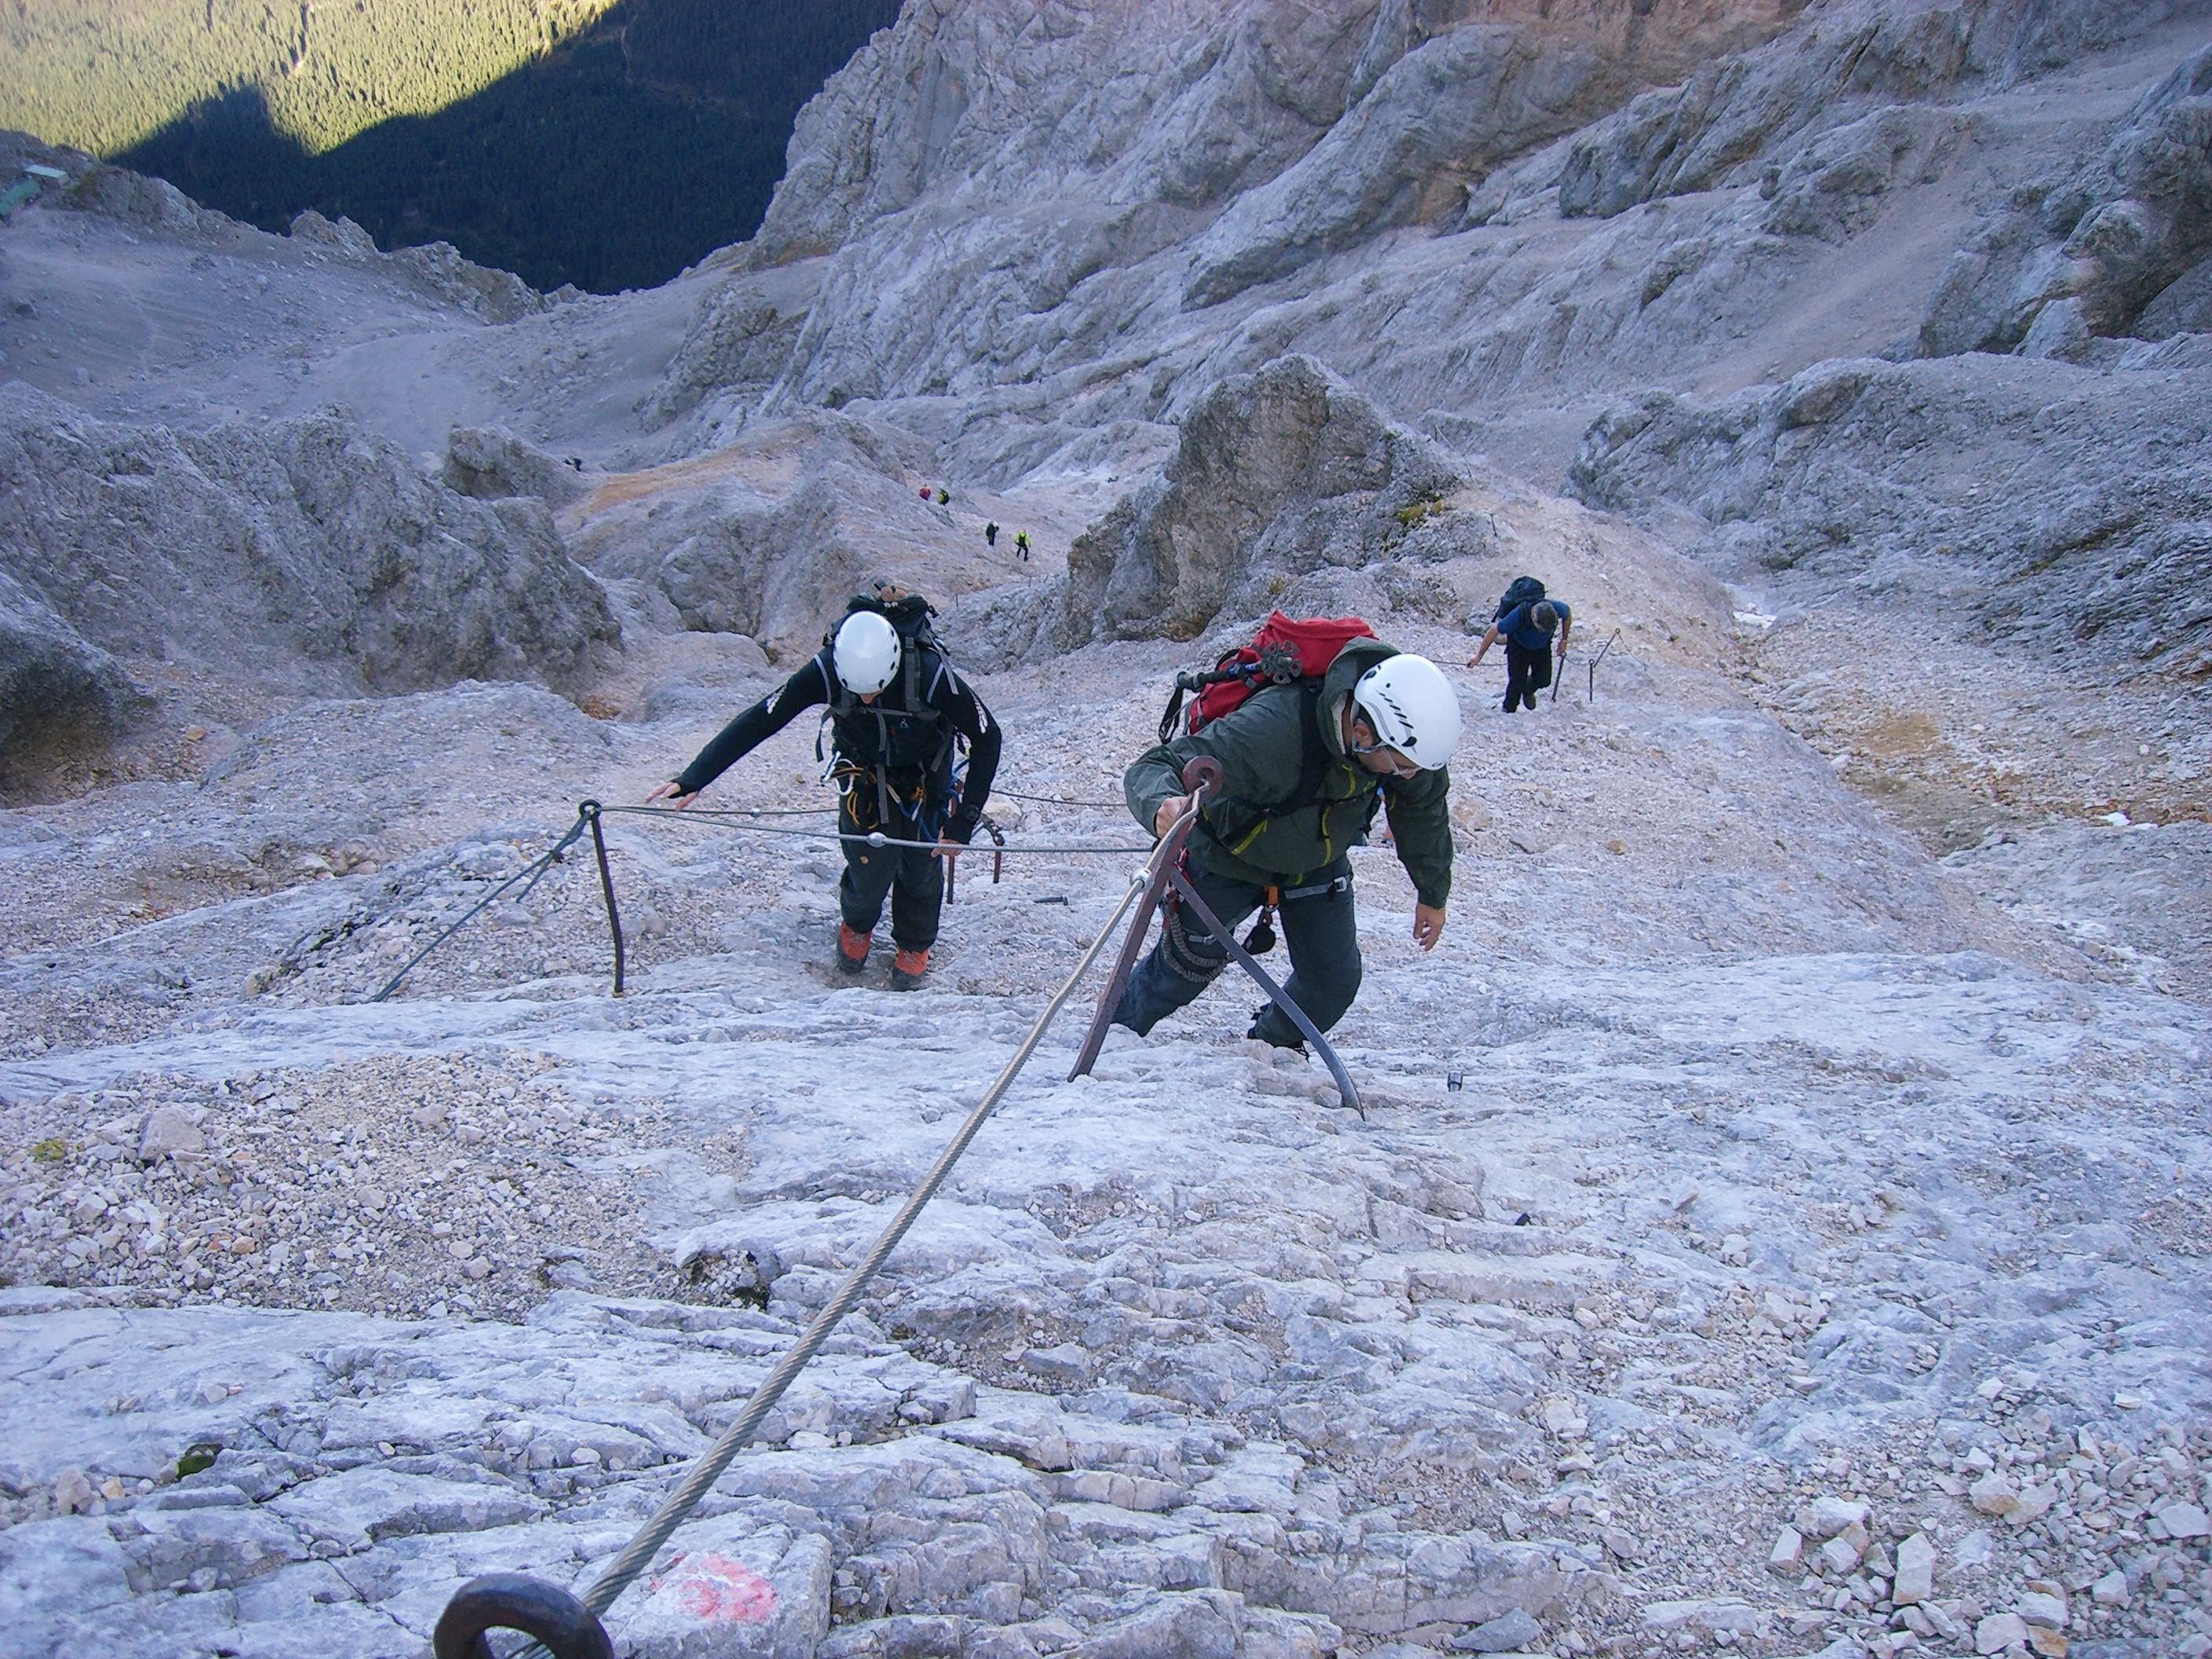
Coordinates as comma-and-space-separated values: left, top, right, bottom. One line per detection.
837, 925, 872, 975
891, 947, 929, 991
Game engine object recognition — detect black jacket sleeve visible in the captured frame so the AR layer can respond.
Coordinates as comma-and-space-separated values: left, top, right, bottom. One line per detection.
672, 657, 832, 797
928, 659, 1001, 842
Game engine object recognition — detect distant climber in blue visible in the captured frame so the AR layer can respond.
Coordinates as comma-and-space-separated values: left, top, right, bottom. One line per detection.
1470, 579, 1570, 713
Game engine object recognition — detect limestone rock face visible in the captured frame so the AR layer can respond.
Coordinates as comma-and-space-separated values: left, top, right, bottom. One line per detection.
640, 269, 816, 431
713, 0, 1811, 435
566, 412, 1006, 661
1556, 0, 1985, 222
288, 208, 548, 324
1919, 38, 2212, 356
0, 386, 619, 696
1186, 0, 1806, 306
1045, 355, 1462, 650
0, 566, 148, 771
1567, 349, 2212, 674
1554, 0, 2181, 226
441, 425, 588, 509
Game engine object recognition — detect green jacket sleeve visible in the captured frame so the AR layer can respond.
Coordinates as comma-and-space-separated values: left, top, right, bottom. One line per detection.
1123, 692, 1307, 837
1384, 765, 1454, 908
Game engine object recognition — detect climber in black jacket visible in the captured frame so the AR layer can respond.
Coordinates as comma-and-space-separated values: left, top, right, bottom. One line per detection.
647, 596, 1001, 989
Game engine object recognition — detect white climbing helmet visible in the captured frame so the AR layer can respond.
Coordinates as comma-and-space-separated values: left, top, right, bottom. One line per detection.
1351, 654, 1461, 770
833, 610, 901, 695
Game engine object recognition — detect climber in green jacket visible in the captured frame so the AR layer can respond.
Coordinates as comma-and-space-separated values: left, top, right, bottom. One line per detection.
1115, 638, 1459, 1049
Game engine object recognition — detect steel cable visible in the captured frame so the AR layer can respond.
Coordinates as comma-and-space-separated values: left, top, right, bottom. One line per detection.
370, 811, 590, 1003
597, 803, 1148, 855
564, 804, 1196, 1632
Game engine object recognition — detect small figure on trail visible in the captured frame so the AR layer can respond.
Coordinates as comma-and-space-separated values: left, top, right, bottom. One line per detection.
1469, 577, 1570, 712
918, 485, 932, 500
985, 520, 1000, 548
935, 487, 951, 507
1013, 529, 1032, 563
646, 585, 1001, 990
1113, 634, 1459, 1050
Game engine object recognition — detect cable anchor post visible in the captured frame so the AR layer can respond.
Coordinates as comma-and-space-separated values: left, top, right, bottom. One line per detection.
580, 800, 625, 995
984, 815, 1008, 885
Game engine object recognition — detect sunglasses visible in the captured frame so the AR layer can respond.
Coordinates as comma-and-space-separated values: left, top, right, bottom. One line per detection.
1348, 736, 1421, 777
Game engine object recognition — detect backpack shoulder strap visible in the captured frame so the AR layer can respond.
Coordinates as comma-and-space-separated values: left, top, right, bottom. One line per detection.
1282, 683, 1332, 812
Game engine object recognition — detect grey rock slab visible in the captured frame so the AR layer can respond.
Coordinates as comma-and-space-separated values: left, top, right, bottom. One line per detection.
1893, 1529, 1936, 1604
1568, 351, 2212, 675
265, 1467, 547, 1551
1452, 1604, 1545, 1652
0, 383, 619, 698
607, 1514, 833, 1659
1921, 40, 2212, 353
136, 1104, 206, 1162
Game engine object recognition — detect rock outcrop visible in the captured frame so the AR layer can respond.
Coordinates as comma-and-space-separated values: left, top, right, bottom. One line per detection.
441, 425, 589, 509
0, 568, 148, 778
0, 386, 620, 696
1568, 348, 2212, 673
1919, 38, 2212, 356
1056, 356, 1463, 646
288, 210, 550, 324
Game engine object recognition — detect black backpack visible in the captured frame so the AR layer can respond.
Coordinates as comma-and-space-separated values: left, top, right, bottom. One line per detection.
1493, 575, 1546, 622
822, 590, 960, 782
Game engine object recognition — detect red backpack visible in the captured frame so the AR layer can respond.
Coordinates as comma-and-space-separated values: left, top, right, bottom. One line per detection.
1156, 611, 1375, 744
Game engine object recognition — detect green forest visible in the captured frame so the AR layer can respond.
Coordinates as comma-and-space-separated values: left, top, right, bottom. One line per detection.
0, 0, 902, 292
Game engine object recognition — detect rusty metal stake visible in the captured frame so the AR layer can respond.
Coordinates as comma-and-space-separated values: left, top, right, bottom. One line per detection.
580, 800, 625, 995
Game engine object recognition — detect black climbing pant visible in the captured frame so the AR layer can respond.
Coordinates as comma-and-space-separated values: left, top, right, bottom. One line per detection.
1112, 855, 1360, 1049
838, 790, 945, 950
1503, 641, 1553, 712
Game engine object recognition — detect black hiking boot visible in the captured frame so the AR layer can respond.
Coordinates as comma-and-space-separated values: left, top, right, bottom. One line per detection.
1247, 1011, 1307, 1055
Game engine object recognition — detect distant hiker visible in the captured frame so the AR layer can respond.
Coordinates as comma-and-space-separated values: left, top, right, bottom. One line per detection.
1014, 529, 1032, 563
1470, 578, 1570, 712
985, 521, 1000, 548
646, 587, 1001, 990
918, 486, 933, 500
935, 487, 951, 507
1114, 632, 1459, 1050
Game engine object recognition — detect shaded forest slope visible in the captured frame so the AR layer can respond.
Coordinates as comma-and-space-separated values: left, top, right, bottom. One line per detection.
0, 0, 899, 291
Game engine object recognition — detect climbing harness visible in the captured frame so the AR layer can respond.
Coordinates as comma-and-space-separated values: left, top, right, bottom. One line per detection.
434, 780, 1204, 1659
